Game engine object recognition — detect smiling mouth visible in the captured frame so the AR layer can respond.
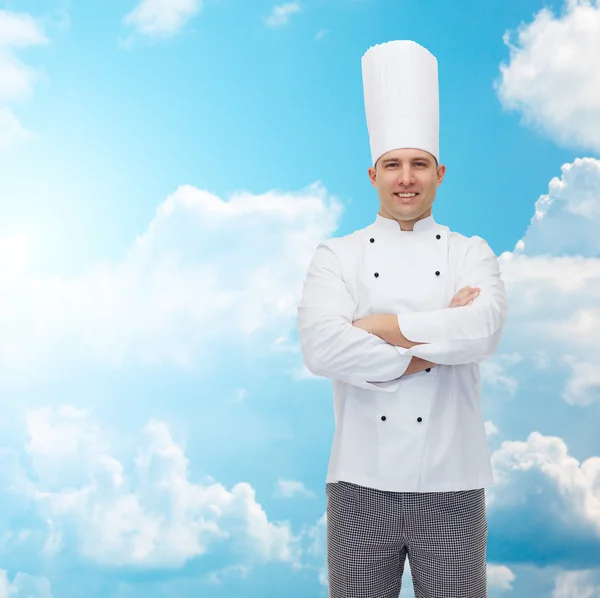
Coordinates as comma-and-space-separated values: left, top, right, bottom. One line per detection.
394, 192, 419, 199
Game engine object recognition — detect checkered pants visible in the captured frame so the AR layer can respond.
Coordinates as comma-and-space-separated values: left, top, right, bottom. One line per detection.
326, 481, 487, 598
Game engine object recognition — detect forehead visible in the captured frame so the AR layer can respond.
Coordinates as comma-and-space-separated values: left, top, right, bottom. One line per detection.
380, 148, 433, 162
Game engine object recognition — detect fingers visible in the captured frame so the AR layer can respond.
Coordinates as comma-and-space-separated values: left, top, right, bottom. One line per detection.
451, 286, 481, 307
458, 285, 480, 297
452, 287, 472, 303
459, 287, 480, 300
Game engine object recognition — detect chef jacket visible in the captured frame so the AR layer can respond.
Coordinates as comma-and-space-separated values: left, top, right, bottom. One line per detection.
297, 213, 508, 492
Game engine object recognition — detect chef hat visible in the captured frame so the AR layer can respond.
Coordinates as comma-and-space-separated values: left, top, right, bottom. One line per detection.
361, 40, 439, 167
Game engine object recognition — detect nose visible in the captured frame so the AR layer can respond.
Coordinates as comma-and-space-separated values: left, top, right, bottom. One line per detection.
397, 166, 415, 187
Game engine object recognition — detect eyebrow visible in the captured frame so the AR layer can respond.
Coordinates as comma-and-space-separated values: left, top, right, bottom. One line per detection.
381, 157, 431, 164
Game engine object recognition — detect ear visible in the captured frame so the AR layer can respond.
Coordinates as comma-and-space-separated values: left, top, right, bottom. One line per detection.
368, 166, 377, 187
436, 164, 446, 185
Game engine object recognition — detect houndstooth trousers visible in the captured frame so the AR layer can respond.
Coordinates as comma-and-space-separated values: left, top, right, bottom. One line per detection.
326, 481, 488, 598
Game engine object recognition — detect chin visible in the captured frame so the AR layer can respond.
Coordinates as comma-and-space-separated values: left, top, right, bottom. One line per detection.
391, 208, 421, 220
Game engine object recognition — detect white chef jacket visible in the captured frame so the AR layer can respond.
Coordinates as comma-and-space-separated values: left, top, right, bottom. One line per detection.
297, 213, 508, 492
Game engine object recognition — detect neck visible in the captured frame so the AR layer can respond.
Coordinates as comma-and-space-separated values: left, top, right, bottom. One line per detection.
378, 208, 433, 231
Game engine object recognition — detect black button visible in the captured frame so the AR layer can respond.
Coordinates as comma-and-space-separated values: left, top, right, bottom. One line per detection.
374, 272, 379, 278
381, 415, 386, 421
436, 234, 441, 240
425, 368, 431, 372
370, 238, 375, 243
435, 271, 440, 276
417, 417, 423, 423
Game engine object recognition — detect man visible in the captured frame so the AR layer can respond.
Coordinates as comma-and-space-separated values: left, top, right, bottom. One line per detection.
297, 40, 508, 598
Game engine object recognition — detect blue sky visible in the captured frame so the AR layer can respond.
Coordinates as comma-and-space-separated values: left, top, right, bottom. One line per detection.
0, 0, 599, 597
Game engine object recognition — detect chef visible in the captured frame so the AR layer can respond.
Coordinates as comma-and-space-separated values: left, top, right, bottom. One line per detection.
297, 40, 508, 598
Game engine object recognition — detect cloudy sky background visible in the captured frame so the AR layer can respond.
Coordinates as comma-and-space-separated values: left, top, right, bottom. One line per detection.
0, 0, 599, 596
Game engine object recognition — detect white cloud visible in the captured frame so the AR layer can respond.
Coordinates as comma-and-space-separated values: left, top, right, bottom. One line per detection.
514, 158, 600, 256
0, 10, 47, 50
532, 349, 551, 370
302, 511, 329, 587
18, 406, 301, 568
204, 564, 251, 585
499, 250, 600, 406
485, 420, 500, 438
276, 479, 316, 498
0, 106, 34, 153
495, 157, 600, 405
553, 569, 600, 598
487, 563, 516, 592
496, 0, 600, 151
489, 431, 600, 540
561, 355, 600, 405
0, 10, 47, 151
0, 48, 45, 103
0, 183, 341, 380
0, 569, 53, 598
265, 2, 301, 28
481, 353, 522, 397
234, 388, 248, 404
305, 511, 325, 557
0, 11, 48, 101
124, 0, 203, 38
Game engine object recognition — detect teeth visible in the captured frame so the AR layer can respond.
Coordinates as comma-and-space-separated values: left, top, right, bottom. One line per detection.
395, 193, 416, 197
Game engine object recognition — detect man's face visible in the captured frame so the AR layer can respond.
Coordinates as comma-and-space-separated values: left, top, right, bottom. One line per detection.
368, 148, 446, 229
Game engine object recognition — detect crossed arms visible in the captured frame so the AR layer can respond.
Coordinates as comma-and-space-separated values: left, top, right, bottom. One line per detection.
296, 236, 508, 392
351, 286, 480, 375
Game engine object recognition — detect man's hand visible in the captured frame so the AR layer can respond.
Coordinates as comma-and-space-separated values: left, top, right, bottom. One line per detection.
351, 314, 382, 334
450, 286, 480, 307
352, 316, 434, 374
352, 314, 423, 348
352, 286, 480, 346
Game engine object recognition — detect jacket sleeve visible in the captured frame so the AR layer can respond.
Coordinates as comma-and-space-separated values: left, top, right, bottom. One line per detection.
297, 241, 412, 391
396, 236, 508, 365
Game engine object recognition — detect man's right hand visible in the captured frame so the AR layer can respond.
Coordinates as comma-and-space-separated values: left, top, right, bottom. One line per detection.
449, 286, 480, 308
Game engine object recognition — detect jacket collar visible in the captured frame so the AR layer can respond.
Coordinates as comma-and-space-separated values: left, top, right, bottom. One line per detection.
373, 213, 437, 234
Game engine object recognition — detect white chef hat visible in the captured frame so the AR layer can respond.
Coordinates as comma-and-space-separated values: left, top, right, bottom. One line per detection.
361, 40, 439, 167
